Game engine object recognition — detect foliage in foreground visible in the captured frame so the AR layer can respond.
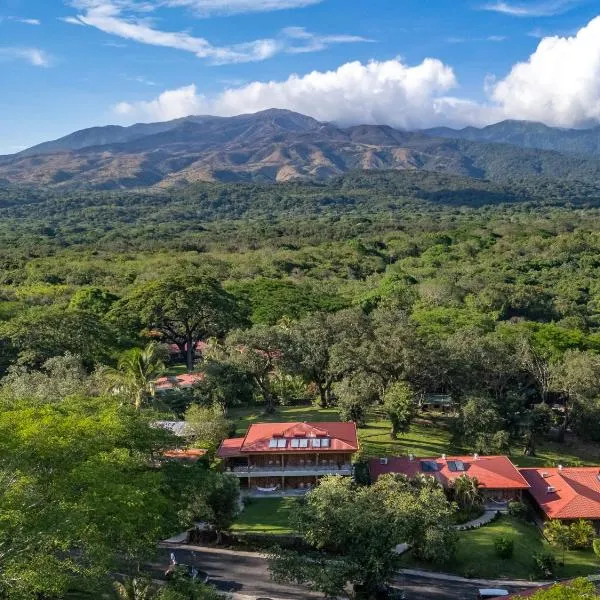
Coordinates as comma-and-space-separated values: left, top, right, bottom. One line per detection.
269, 474, 456, 599
513, 578, 598, 599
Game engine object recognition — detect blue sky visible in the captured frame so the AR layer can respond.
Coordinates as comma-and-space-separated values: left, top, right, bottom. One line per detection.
1, 0, 600, 153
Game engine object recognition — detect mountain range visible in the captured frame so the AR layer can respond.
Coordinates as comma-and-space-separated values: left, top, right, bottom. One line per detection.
2, 109, 600, 190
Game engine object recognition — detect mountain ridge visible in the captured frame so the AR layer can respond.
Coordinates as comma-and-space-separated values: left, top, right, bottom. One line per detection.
423, 119, 600, 157
2, 110, 600, 190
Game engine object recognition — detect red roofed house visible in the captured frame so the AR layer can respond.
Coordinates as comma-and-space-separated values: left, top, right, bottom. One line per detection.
520, 466, 600, 526
217, 422, 359, 495
369, 455, 530, 502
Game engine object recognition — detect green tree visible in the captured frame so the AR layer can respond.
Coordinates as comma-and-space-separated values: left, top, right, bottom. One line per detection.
104, 341, 166, 410
286, 309, 371, 408
184, 472, 240, 544
70, 286, 119, 316
226, 325, 287, 413
458, 396, 507, 454
117, 275, 243, 371
451, 474, 482, 511
0, 305, 115, 367
523, 403, 553, 456
0, 396, 190, 599
382, 380, 416, 438
333, 372, 379, 426
0, 353, 103, 405
269, 474, 455, 599
184, 403, 232, 452
192, 359, 253, 414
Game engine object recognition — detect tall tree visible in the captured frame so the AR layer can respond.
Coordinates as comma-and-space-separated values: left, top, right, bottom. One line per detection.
226, 325, 287, 413
269, 474, 455, 599
286, 309, 371, 408
184, 403, 232, 452
104, 341, 166, 410
117, 275, 243, 371
523, 403, 553, 456
382, 380, 416, 439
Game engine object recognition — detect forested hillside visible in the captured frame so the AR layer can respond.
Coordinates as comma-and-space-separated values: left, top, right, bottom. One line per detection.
3, 110, 600, 188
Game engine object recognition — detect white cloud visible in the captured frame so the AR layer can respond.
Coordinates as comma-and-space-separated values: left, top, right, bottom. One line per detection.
111, 15, 600, 131
164, 0, 324, 16
482, 0, 584, 17
115, 84, 204, 120
59, 15, 87, 25
64, 1, 367, 64
113, 58, 477, 129
14, 17, 41, 25
0, 47, 51, 66
489, 16, 600, 127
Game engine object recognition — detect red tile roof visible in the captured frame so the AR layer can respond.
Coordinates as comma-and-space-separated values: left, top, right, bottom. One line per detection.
520, 467, 600, 520
216, 422, 359, 458
217, 438, 245, 458
154, 372, 204, 391
369, 455, 530, 490
162, 448, 207, 462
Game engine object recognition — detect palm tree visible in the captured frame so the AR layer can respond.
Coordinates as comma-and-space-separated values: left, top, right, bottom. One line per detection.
452, 474, 482, 510
105, 342, 166, 410
113, 577, 156, 600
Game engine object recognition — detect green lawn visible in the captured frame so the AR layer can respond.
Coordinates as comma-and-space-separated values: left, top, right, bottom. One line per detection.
401, 516, 599, 580
228, 403, 600, 467
231, 497, 299, 534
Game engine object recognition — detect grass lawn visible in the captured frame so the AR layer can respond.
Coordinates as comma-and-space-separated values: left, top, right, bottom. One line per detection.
230, 497, 299, 535
228, 403, 600, 467
400, 516, 599, 580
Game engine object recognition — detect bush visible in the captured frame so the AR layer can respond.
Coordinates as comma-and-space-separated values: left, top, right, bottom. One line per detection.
508, 501, 529, 520
494, 536, 514, 559
568, 519, 594, 549
532, 551, 557, 578
593, 538, 600, 559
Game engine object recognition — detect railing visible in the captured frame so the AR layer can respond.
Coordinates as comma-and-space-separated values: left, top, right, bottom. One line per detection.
230, 464, 352, 473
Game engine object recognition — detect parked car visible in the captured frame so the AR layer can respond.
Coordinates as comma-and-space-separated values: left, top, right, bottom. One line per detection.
478, 589, 509, 599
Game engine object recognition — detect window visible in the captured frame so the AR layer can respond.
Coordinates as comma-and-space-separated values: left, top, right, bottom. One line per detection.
448, 460, 466, 472
321, 438, 330, 448
291, 439, 300, 448
312, 439, 321, 448
421, 460, 438, 473
268, 439, 278, 448
277, 439, 287, 448
299, 439, 308, 448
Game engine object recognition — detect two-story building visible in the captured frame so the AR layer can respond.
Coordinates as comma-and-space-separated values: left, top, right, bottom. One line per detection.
217, 421, 359, 495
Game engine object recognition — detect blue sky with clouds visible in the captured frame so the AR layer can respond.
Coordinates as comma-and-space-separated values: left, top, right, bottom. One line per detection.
1, 0, 600, 153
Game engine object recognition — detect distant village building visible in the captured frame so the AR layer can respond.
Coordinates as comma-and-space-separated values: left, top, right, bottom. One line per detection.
217, 421, 359, 496
419, 393, 455, 412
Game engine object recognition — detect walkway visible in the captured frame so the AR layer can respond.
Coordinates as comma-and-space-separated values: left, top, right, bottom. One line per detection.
397, 568, 551, 589
454, 509, 499, 531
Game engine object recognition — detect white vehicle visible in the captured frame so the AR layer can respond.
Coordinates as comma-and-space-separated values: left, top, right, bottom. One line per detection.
478, 590, 509, 599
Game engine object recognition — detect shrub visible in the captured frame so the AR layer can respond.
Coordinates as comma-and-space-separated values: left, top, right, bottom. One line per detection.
593, 538, 600, 559
532, 551, 556, 578
568, 519, 594, 549
508, 501, 529, 520
494, 536, 514, 559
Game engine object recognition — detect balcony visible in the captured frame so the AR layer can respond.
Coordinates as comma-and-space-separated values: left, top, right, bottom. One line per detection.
228, 464, 353, 477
